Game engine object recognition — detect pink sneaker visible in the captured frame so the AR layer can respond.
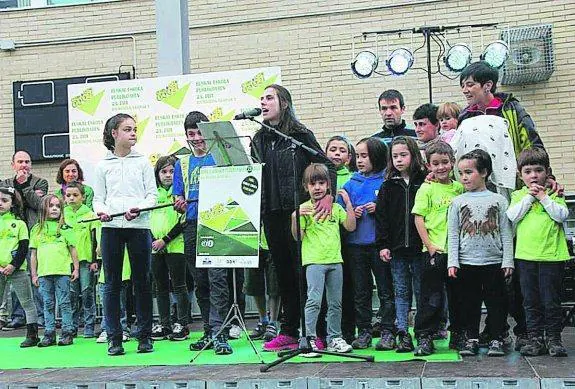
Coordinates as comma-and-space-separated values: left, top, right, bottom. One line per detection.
315, 337, 327, 350
263, 334, 298, 351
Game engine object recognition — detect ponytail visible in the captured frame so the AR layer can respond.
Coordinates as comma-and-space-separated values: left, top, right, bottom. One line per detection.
103, 113, 134, 151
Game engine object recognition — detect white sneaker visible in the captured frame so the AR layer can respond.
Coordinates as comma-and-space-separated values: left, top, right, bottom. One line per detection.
328, 337, 352, 353
122, 331, 130, 342
229, 324, 242, 339
301, 337, 321, 358
96, 331, 108, 343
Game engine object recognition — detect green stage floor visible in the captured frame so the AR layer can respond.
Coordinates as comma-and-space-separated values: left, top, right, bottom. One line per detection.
0, 332, 459, 369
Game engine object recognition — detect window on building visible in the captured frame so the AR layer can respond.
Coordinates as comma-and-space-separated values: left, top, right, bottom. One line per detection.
0, 0, 118, 10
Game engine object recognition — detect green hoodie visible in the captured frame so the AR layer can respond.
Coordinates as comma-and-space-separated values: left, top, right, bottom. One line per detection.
150, 186, 184, 254
336, 166, 352, 191
64, 204, 101, 262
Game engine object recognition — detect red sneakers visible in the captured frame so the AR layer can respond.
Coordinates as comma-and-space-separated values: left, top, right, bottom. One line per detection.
263, 334, 298, 351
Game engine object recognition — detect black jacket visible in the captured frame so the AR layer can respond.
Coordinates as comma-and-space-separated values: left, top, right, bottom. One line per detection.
375, 169, 426, 254
372, 120, 416, 140
251, 125, 336, 214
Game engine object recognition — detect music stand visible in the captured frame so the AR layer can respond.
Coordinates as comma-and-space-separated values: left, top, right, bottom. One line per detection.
190, 121, 264, 364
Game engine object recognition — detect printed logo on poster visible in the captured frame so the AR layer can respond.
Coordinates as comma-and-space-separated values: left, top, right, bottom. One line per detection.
196, 165, 262, 268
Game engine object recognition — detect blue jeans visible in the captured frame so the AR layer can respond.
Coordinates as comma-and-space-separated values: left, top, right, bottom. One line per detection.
305, 264, 343, 342
99, 281, 129, 333
390, 255, 423, 332
101, 228, 153, 342
39, 275, 73, 333
517, 260, 565, 336
70, 261, 96, 336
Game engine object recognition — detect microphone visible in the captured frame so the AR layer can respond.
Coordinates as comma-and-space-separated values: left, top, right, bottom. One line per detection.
234, 108, 262, 120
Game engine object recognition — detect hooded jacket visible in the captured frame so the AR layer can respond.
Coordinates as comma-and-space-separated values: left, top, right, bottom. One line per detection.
93, 150, 157, 229
375, 169, 426, 255
372, 120, 416, 143
340, 170, 385, 245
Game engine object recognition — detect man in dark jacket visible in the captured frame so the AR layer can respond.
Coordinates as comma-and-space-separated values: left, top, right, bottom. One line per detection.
0, 150, 47, 330
372, 89, 416, 143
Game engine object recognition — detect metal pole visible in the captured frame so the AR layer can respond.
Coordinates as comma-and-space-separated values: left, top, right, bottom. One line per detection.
425, 29, 433, 103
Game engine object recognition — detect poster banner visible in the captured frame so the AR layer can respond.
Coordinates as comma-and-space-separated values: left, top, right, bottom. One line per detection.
196, 164, 262, 268
67, 67, 281, 181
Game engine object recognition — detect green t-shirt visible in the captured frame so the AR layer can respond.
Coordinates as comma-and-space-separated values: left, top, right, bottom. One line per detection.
336, 166, 352, 191
412, 180, 464, 252
150, 186, 184, 254
30, 221, 75, 277
511, 187, 570, 261
300, 200, 347, 266
0, 213, 28, 270
64, 204, 101, 262
98, 249, 131, 283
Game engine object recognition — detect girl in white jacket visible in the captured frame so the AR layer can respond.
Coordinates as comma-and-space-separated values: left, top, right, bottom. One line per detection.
93, 113, 157, 356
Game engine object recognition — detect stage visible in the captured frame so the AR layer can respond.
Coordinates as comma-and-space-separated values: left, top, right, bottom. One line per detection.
1, 323, 574, 389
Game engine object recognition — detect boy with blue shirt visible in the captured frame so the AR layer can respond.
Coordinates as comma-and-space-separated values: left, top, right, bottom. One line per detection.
173, 111, 232, 355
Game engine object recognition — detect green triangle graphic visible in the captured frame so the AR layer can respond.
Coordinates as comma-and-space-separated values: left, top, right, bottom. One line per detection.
136, 117, 149, 142
77, 90, 104, 115
161, 82, 190, 109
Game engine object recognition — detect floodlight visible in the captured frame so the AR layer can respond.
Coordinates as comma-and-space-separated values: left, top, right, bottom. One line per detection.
351, 51, 378, 78
444, 44, 472, 72
481, 40, 509, 69
386, 48, 414, 75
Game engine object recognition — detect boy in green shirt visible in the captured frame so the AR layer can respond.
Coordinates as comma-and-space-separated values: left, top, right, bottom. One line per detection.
506, 148, 570, 357
412, 141, 464, 356
63, 182, 100, 338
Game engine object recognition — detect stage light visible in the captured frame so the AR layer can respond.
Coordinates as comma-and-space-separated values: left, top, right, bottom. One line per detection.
386, 48, 414, 75
351, 51, 378, 78
481, 40, 509, 69
444, 44, 472, 72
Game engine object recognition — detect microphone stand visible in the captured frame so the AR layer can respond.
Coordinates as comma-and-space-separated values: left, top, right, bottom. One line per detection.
247, 117, 374, 372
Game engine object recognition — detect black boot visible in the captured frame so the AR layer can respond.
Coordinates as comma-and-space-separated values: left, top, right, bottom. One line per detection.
58, 331, 74, 346
20, 323, 40, 348
547, 333, 567, 357
38, 331, 57, 347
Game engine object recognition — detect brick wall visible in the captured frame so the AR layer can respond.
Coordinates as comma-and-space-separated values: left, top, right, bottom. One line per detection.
0, 0, 573, 189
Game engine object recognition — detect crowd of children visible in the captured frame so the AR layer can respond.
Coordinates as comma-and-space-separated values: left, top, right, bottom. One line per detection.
0, 65, 571, 361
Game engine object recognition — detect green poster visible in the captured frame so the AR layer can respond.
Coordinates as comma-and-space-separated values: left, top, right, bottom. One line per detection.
196, 164, 262, 268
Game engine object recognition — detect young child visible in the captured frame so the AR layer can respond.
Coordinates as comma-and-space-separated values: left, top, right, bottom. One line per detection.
0, 186, 39, 347
376, 136, 427, 352
245, 229, 280, 342
63, 181, 100, 338
150, 155, 189, 342
93, 113, 157, 356
325, 135, 357, 191
55, 159, 95, 209
437, 102, 460, 144
340, 137, 395, 350
294, 163, 356, 356
447, 149, 513, 357
325, 135, 357, 343
412, 141, 464, 356
172, 112, 232, 355
507, 148, 570, 357
30, 195, 79, 347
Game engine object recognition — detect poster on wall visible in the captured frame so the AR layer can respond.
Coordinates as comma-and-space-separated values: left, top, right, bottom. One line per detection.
196, 164, 262, 268
67, 67, 281, 181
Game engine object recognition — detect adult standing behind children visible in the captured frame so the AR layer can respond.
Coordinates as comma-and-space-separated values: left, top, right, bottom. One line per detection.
93, 113, 157, 356
372, 90, 416, 144
251, 84, 337, 352
55, 159, 95, 209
